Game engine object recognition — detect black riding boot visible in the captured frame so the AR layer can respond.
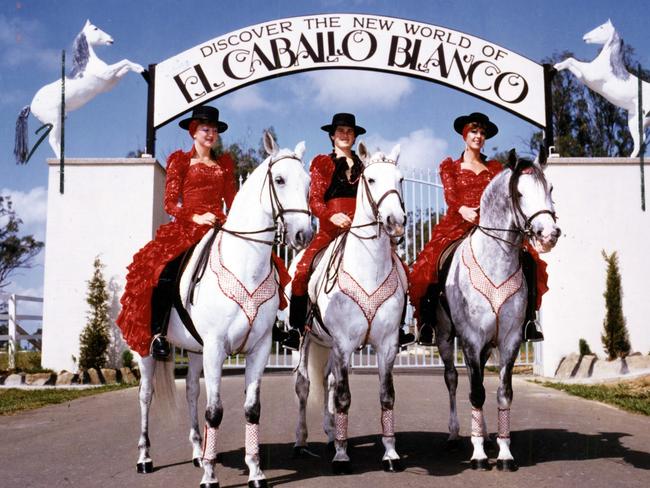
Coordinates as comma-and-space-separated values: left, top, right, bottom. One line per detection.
150, 254, 183, 359
522, 251, 544, 342
282, 293, 309, 351
417, 283, 438, 346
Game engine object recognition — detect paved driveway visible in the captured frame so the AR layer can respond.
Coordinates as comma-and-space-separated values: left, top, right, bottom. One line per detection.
2, 371, 649, 487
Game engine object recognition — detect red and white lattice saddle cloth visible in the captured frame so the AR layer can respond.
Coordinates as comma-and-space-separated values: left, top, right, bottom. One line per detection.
338, 254, 405, 326
461, 240, 523, 316
209, 234, 277, 325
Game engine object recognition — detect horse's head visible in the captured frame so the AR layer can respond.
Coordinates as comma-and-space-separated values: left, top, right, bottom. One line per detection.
82, 19, 114, 46
505, 149, 561, 253
260, 131, 312, 250
357, 142, 406, 239
583, 19, 615, 45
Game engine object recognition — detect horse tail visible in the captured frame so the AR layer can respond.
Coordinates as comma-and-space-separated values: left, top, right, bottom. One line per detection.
306, 339, 331, 413
14, 105, 30, 164
152, 358, 178, 418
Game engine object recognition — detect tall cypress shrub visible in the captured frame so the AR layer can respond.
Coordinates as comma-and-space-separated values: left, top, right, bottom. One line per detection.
78, 257, 110, 370
600, 250, 631, 360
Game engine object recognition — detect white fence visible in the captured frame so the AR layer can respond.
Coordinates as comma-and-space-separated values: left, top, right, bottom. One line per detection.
0, 294, 44, 369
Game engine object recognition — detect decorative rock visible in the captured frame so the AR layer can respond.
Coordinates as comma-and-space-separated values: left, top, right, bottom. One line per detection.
4, 373, 25, 386
25, 372, 55, 386
101, 368, 117, 384
591, 357, 625, 378
119, 367, 137, 384
55, 371, 79, 385
625, 354, 650, 371
574, 355, 597, 378
86, 368, 102, 385
555, 352, 581, 379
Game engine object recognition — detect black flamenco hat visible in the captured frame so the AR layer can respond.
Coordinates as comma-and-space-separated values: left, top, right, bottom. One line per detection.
321, 113, 366, 136
453, 112, 498, 139
178, 105, 228, 133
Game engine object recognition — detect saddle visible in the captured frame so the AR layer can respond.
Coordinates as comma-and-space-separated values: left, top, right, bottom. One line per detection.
434, 237, 465, 338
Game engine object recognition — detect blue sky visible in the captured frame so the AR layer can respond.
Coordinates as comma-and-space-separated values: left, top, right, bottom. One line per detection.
0, 0, 647, 296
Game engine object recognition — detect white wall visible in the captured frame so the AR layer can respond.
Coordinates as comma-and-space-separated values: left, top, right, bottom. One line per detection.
41, 158, 167, 372
538, 157, 650, 377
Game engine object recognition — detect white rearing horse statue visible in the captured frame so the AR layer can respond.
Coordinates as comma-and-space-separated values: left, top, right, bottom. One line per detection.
292, 142, 407, 475
137, 132, 311, 488
14, 19, 145, 163
554, 19, 649, 157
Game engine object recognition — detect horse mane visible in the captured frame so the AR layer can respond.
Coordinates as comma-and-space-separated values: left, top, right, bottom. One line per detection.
607, 30, 630, 81
69, 32, 89, 79
508, 157, 548, 213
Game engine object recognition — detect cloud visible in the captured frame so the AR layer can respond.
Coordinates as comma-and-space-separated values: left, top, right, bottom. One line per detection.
363, 128, 449, 172
0, 186, 48, 231
0, 15, 61, 71
298, 70, 414, 109
222, 84, 277, 112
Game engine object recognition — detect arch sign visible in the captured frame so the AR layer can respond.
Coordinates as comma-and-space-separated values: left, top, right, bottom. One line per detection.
150, 13, 548, 142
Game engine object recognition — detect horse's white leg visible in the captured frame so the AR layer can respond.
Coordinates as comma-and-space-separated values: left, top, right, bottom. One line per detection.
324, 370, 336, 443
200, 341, 227, 488
243, 334, 272, 485
104, 60, 144, 78
553, 58, 587, 82
136, 355, 156, 473
463, 343, 490, 470
376, 339, 403, 472
436, 322, 460, 443
186, 352, 204, 467
294, 334, 311, 454
495, 344, 521, 472
330, 345, 352, 474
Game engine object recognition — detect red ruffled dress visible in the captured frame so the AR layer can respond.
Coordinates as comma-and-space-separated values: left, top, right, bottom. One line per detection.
291, 153, 362, 296
408, 156, 548, 321
117, 149, 238, 356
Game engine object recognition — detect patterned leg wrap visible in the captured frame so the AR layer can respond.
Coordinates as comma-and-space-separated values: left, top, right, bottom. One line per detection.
498, 408, 511, 439
202, 425, 218, 462
335, 412, 348, 441
381, 409, 395, 437
245, 422, 260, 456
471, 407, 484, 437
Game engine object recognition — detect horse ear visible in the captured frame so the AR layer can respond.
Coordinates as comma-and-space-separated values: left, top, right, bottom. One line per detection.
505, 148, 517, 169
357, 140, 370, 165
294, 141, 306, 161
84, 19, 91, 28
388, 144, 401, 164
263, 130, 278, 157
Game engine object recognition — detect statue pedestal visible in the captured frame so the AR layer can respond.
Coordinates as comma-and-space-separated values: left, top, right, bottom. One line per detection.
41, 157, 167, 372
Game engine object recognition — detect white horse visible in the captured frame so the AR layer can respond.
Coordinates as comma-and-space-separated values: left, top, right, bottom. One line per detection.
434, 149, 560, 471
136, 132, 312, 488
14, 19, 144, 163
554, 19, 650, 157
292, 142, 407, 474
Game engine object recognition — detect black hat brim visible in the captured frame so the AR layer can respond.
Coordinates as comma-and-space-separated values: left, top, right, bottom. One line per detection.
453, 114, 498, 139
320, 124, 366, 136
179, 117, 228, 133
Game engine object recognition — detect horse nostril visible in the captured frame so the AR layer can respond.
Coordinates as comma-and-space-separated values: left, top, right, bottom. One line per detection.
296, 230, 304, 244
554, 228, 562, 238
387, 215, 394, 226
536, 229, 544, 237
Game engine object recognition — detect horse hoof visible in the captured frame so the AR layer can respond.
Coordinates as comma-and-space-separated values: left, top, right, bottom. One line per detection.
136, 461, 153, 473
248, 480, 268, 488
193, 457, 202, 467
382, 458, 405, 472
332, 460, 352, 475
470, 458, 490, 471
199, 483, 219, 488
496, 459, 518, 472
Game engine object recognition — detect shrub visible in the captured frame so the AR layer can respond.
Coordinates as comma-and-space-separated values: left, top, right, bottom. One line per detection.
121, 349, 134, 368
78, 257, 110, 370
600, 250, 631, 360
579, 338, 593, 356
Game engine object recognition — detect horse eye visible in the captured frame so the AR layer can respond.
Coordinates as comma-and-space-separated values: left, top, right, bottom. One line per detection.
274, 176, 285, 185
368, 178, 375, 184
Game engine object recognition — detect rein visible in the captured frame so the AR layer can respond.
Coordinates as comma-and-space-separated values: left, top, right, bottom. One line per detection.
220, 154, 310, 246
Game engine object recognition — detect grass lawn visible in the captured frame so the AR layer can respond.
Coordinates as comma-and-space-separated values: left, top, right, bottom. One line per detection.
538, 375, 650, 416
0, 384, 134, 416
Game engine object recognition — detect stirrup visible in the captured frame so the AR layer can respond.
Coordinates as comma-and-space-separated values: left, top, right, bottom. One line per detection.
282, 329, 301, 351
417, 324, 435, 346
399, 328, 416, 348
150, 334, 172, 359
523, 320, 544, 342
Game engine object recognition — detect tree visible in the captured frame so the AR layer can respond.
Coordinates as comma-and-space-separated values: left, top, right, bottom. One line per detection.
600, 250, 631, 360
78, 257, 111, 370
0, 195, 44, 290
530, 50, 649, 157
212, 127, 277, 180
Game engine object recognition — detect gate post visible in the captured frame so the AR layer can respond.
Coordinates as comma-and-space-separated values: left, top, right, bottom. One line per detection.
8, 294, 17, 370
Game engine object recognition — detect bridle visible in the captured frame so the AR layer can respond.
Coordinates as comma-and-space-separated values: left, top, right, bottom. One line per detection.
220, 154, 311, 246
476, 167, 557, 247
348, 160, 405, 241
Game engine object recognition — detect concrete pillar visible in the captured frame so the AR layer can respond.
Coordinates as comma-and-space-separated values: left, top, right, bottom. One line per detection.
41, 157, 167, 372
